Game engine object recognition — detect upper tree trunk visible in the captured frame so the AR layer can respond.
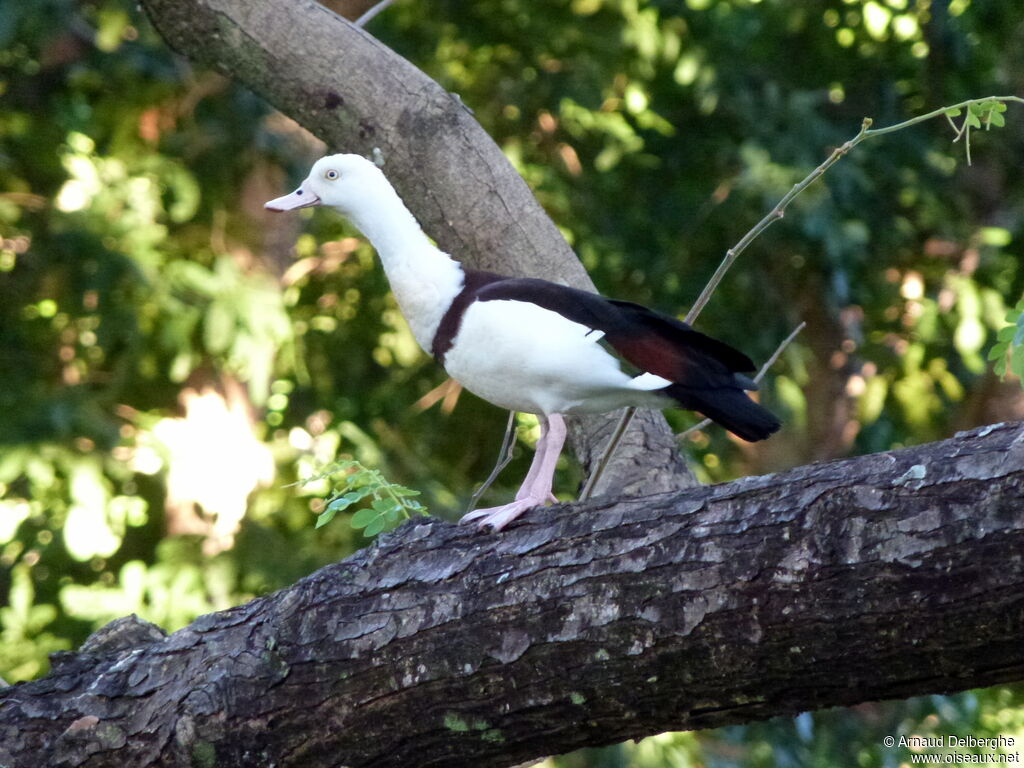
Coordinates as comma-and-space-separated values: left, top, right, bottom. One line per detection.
3, 421, 1023, 767
139, 0, 692, 495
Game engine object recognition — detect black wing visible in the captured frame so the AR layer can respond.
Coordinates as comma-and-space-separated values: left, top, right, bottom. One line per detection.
433, 271, 779, 441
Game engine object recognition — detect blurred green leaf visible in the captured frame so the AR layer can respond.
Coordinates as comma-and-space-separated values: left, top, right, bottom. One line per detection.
204, 301, 235, 354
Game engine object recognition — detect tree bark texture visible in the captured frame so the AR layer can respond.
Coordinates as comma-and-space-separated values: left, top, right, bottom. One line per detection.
137, 0, 692, 495
3, 421, 1023, 767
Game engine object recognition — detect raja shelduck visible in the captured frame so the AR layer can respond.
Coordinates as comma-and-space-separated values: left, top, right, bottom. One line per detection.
266, 154, 780, 531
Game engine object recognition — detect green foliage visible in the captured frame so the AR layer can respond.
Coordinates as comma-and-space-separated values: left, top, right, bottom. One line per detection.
2, 0, 1024, 764
301, 459, 428, 537
156, 255, 293, 405
943, 98, 1012, 165
57, 541, 237, 632
0, 565, 70, 682
989, 298, 1024, 382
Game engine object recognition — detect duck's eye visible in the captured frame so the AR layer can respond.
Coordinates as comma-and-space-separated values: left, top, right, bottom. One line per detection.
324, 169, 340, 181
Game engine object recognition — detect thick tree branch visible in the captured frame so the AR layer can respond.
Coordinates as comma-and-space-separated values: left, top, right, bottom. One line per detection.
3, 421, 1024, 767
138, 0, 692, 494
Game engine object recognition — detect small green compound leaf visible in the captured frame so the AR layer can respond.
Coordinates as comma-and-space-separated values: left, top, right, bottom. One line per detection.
348, 472, 376, 489
315, 508, 338, 529
1014, 314, 1024, 348
371, 497, 400, 515
991, 304, 1024, 388
343, 488, 374, 505
326, 496, 354, 513
363, 517, 387, 537
388, 485, 421, 498
305, 459, 429, 536
291, 459, 359, 487
350, 507, 379, 529
989, 111, 1006, 128
1012, 350, 1024, 382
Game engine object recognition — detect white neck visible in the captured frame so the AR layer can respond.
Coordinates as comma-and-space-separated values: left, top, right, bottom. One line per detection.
344, 186, 465, 354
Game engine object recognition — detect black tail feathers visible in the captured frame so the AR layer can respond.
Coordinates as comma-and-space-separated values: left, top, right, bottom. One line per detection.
666, 383, 781, 442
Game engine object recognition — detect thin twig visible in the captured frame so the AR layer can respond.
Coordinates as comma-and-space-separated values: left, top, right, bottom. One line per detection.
579, 407, 635, 501
579, 95, 1023, 497
582, 114, 864, 499
685, 118, 872, 323
675, 321, 806, 441
583, 117, 867, 500
753, 322, 806, 385
466, 411, 517, 513
688, 96, 1023, 322
862, 95, 1023, 138
354, 0, 395, 27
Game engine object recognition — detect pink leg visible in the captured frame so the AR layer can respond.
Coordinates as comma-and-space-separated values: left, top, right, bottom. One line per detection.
461, 414, 567, 531
514, 415, 562, 504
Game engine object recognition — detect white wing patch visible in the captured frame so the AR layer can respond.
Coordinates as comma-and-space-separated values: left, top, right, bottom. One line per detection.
442, 299, 673, 414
